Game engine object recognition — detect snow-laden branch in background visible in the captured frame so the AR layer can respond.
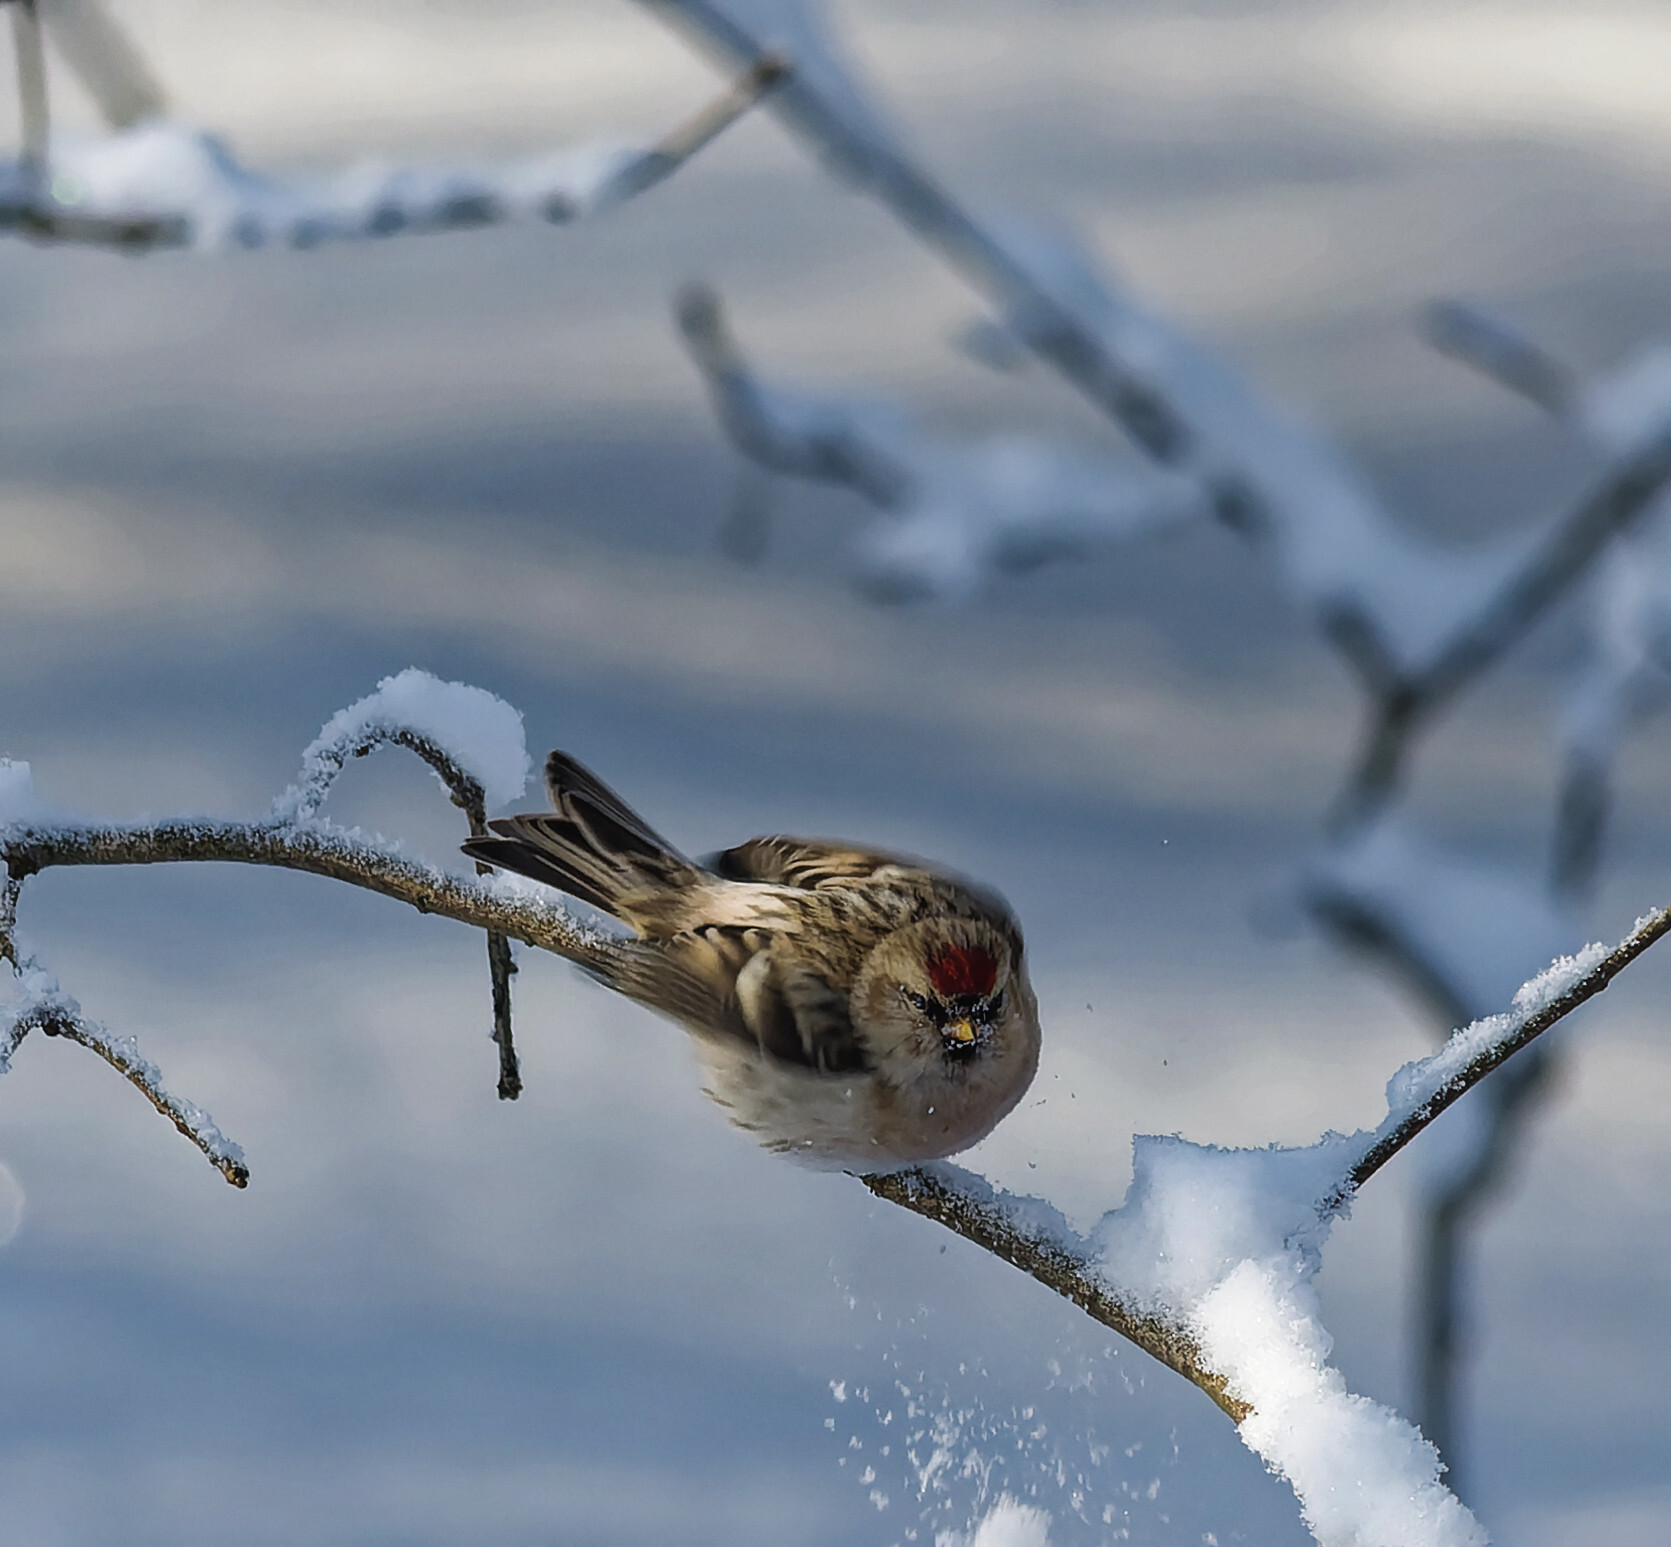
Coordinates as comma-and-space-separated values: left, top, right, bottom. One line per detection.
646, 0, 1671, 817
1428, 304, 1671, 894
677, 283, 1204, 601
872, 906, 1670, 1547
2, 0, 784, 251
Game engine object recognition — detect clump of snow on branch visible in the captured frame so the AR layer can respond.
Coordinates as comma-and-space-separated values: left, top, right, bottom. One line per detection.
1194, 1259, 1485, 1547
3, 120, 662, 252
935, 1495, 1052, 1547
1379, 943, 1608, 1130
274, 668, 530, 824
1075, 1130, 1483, 1546
1065, 925, 1629, 1546
0, 759, 54, 829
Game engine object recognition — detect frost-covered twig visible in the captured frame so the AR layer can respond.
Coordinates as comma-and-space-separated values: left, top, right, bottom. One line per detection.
273, 669, 535, 1098
0, 674, 621, 1184
1336, 904, 1671, 1198
1, 959, 248, 1186
3, 814, 612, 971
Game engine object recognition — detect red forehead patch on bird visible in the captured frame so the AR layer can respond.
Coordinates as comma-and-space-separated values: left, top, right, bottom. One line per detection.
927, 944, 998, 998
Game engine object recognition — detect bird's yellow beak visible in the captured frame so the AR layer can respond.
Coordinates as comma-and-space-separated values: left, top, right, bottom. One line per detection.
948, 1019, 977, 1045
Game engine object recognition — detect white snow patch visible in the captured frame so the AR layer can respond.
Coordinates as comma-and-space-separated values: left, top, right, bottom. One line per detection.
1382, 940, 1609, 1125
1195, 1260, 1486, 1547
936, 1495, 1052, 1547
276, 669, 530, 822
19, 120, 654, 252
0, 760, 53, 829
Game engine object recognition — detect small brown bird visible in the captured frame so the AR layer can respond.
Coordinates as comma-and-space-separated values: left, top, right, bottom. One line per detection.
462, 752, 1041, 1168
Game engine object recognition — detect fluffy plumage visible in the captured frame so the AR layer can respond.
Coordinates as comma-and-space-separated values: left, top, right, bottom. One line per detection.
462, 751, 1041, 1167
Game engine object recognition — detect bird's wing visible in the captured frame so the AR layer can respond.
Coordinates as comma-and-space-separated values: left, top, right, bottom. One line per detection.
711, 835, 919, 890
462, 750, 702, 924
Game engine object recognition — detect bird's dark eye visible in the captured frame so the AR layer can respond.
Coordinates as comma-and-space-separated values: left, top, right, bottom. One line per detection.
902, 989, 930, 1013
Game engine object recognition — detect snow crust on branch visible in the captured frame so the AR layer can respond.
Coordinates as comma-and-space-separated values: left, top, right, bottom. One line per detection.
0, 120, 657, 251
1379, 944, 1608, 1129
274, 668, 530, 825
0, 759, 55, 828
0, 956, 247, 1185
1301, 817, 1581, 1200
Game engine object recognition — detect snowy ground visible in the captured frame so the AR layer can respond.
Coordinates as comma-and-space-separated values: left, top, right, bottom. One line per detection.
1, 2, 1670, 1544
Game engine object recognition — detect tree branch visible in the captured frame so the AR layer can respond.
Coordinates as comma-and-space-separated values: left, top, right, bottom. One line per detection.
10, 1001, 249, 1187
1341, 424, 1671, 815
3, 817, 609, 966
861, 1165, 1251, 1422
861, 899, 1669, 1419
1336, 901, 1671, 1199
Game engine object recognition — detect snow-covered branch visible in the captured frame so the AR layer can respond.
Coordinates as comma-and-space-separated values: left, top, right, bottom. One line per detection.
1, 964, 248, 1187
0, 673, 617, 1180
652, 1, 1671, 816
3, 1, 784, 251
4, 668, 1665, 1545
866, 908, 1667, 1546
678, 283, 1203, 600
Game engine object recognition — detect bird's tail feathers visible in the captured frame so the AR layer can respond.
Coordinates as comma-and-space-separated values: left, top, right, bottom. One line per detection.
462, 750, 701, 920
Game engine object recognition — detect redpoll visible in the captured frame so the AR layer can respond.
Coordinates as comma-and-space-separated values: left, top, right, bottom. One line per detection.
463, 752, 1041, 1167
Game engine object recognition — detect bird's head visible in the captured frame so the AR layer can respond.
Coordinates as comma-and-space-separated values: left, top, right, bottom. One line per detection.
851, 915, 1030, 1083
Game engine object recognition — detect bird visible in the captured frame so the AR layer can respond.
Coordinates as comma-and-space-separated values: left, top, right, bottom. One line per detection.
461, 751, 1040, 1169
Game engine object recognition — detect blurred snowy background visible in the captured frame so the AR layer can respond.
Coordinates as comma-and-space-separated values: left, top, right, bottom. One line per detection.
2, 1, 1670, 1544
